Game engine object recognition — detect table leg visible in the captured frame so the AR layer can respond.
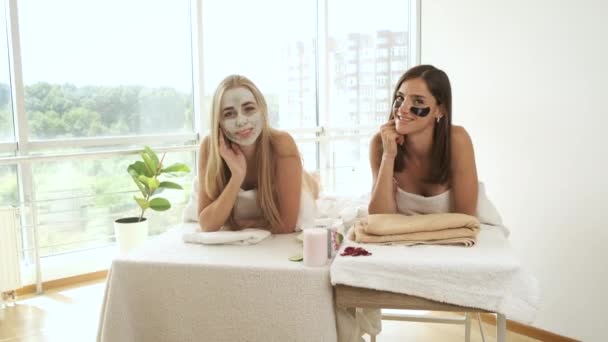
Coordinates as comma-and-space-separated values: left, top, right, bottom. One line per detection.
496, 313, 507, 342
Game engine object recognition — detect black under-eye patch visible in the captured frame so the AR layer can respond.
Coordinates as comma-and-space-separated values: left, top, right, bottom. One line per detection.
410, 107, 430, 117
393, 97, 431, 117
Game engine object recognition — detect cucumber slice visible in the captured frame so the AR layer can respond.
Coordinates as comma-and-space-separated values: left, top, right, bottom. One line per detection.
289, 254, 304, 262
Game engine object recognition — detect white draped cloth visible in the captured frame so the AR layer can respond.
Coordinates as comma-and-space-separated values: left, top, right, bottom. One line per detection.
97, 224, 337, 342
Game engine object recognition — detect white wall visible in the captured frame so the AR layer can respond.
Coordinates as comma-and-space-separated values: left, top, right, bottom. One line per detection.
420, 0, 608, 341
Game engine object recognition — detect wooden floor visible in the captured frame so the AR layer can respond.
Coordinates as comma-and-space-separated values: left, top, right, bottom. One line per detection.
0, 280, 539, 342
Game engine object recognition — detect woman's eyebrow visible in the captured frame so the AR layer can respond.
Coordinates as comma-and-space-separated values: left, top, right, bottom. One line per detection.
396, 91, 426, 99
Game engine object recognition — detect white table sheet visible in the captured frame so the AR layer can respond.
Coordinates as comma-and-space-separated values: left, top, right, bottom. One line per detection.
97, 224, 337, 342
330, 225, 539, 323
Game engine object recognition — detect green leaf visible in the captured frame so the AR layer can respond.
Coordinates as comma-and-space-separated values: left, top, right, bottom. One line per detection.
161, 163, 190, 174
141, 152, 158, 175
144, 146, 159, 166
128, 161, 152, 177
133, 195, 149, 209
132, 176, 147, 196
149, 197, 171, 211
138, 175, 160, 192
159, 181, 183, 190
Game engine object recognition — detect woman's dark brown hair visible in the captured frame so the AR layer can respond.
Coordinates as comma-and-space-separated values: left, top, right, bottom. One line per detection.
389, 64, 452, 184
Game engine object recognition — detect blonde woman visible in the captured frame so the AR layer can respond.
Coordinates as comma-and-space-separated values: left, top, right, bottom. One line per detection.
198, 75, 317, 233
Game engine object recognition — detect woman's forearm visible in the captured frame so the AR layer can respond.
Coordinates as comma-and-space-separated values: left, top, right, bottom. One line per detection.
368, 156, 398, 214
273, 224, 297, 234
199, 176, 243, 231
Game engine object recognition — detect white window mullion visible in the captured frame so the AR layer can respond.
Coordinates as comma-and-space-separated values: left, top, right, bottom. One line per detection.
6, 0, 42, 294
316, 0, 333, 191
27, 133, 198, 152
6, 0, 27, 154
0, 144, 198, 166
0, 141, 17, 153
190, 0, 205, 176
410, 0, 421, 66
191, 0, 205, 140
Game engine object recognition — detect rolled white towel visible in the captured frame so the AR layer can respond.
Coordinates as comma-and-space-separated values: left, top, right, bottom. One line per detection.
182, 229, 271, 246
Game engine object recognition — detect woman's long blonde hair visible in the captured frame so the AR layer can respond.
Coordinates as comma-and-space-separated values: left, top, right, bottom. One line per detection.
203, 75, 282, 231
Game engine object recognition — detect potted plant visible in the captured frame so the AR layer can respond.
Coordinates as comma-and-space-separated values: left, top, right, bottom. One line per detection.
113, 146, 190, 255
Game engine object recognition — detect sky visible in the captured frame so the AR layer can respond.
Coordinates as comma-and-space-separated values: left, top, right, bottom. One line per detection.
2, 0, 409, 94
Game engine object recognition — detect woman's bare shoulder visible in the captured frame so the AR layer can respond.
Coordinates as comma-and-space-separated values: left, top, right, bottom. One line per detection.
451, 125, 473, 149
370, 131, 383, 161
370, 131, 382, 149
270, 129, 299, 158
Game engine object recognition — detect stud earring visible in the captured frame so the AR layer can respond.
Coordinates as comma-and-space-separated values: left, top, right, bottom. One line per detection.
436, 116, 441, 123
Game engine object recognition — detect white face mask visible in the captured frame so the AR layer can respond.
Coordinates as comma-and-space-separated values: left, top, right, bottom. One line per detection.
220, 87, 263, 146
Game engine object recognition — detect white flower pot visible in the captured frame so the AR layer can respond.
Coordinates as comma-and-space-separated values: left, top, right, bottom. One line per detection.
113, 217, 149, 255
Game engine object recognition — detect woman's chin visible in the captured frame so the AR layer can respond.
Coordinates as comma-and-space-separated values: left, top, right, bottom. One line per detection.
395, 127, 411, 135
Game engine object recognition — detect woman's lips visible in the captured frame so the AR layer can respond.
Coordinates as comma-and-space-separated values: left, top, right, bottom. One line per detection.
396, 116, 415, 128
236, 127, 253, 138
397, 115, 415, 122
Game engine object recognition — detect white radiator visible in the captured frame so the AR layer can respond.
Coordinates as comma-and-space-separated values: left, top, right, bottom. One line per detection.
0, 207, 21, 294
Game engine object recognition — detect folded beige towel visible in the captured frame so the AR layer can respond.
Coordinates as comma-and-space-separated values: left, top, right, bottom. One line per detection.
351, 213, 480, 246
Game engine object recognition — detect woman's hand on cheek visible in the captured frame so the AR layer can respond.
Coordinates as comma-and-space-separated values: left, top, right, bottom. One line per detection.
219, 130, 247, 181
380, 119, 403, 158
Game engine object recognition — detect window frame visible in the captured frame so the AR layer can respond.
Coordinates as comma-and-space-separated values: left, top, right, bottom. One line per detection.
0, 0, 419, 292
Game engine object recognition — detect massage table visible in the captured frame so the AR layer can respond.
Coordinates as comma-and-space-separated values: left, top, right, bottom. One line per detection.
330, 225, 538, 342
